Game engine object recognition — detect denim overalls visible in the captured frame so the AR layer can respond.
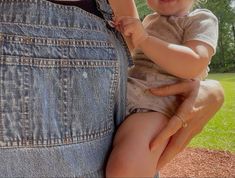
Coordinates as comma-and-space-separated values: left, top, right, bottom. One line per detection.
0, 0, 130, 177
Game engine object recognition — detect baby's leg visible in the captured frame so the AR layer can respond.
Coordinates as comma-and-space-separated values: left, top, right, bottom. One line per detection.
106, 112, 169, 177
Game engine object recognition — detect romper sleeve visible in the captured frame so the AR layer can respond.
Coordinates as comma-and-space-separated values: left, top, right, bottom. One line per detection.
183, 9, 219, 55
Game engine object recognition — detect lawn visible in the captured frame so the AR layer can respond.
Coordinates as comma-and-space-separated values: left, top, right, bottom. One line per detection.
135, 0, 151, 19
189, 73, 235, 153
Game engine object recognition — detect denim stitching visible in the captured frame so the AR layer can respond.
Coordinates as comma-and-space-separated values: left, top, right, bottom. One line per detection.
0, 0, 122, 152
107, 61, 119, 127
95, 0, 113, 22
0, 33, 114, 47
22, 66, 30, 146
0, 54, 119, 148
0, 32, 3, 143
0, 59, 3, 145
0, 21, 107, 33
62, 68, 68, 140
0, 2, 127, 178
0, 56, 118, 68
0, 122, 113, 149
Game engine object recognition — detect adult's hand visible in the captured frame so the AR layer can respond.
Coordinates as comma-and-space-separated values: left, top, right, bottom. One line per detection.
149, 79, 224, 171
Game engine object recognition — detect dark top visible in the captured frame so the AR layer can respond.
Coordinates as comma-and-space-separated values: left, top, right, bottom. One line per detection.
47, 0, 103, 18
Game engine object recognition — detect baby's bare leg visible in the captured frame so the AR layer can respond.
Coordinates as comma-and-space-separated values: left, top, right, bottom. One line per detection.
106, 112, 169, 177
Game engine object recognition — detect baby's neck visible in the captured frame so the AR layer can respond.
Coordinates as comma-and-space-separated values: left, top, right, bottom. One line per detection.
158, 11, 190, 17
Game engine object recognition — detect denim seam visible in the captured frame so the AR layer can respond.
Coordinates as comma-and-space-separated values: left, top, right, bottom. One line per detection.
62, 68, 69, 139
108, 62, 119, 127
0, 126, 113, 149
0, 55, 119, 68
23, 66, 30, 145
95, 0, 113, 21
0, 51, 3, 143
0, 33, 114, 47
0, 21, 107, 33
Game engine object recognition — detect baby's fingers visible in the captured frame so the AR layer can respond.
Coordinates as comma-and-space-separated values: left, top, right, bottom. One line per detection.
149, 115, 183, 152
115, 17, 136, 35
115, 16, 137, 25
149, 80, 196, 97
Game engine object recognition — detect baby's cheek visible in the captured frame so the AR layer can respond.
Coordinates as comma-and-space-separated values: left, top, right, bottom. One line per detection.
146, 0, 159, 12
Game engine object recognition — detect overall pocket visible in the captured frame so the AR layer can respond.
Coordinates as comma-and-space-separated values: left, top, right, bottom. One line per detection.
0, 24, 119, 148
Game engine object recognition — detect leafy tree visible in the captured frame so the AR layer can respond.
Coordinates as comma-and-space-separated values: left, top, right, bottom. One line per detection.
197, 0, 235, 72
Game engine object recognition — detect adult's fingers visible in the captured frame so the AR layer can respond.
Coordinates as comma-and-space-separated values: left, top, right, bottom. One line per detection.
115, 16, 137, 27
149, 80, 198, 97
123, 24, 136, 37
156, 127, 193, 171
150, 83, 198, 151
115, 17, 138, 36
174, 89, 198, 119
149, 115, 183, 151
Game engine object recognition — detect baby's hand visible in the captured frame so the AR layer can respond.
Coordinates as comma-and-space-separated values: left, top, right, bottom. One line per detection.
114, 16, 148, 48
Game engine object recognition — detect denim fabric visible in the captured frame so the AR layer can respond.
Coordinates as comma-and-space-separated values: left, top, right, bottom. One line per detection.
0, 0, 129, 177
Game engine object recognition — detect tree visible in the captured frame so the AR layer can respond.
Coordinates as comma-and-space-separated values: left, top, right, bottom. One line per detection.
198, 0, 235, 72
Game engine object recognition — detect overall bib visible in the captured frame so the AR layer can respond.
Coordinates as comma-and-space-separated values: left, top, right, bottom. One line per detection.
0, 0, 130, 176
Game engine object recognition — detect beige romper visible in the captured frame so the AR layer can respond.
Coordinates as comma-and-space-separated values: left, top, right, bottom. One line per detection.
127, 9, 218, 118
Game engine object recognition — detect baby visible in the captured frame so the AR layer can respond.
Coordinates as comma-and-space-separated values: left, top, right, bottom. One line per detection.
106, 0, 218, 177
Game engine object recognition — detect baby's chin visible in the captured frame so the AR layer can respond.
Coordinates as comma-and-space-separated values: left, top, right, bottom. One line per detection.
157, 10, 188, 17
155, 10, 175, 16
159, 0, 176, 3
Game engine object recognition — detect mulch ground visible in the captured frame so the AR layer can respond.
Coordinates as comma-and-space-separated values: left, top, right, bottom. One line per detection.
160, 148, 235, 177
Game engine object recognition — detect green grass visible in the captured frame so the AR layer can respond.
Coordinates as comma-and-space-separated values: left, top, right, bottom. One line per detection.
135, 0, 152, 19
189, 73, 235, 153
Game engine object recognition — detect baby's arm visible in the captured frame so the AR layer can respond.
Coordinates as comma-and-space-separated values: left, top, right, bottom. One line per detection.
117, 14, 217, 79
138, 34, 214, 79
108, 0, 138, 52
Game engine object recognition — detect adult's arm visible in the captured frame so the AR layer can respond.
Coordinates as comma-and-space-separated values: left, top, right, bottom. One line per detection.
149, 79, 224, 170
108, 0, 138, 52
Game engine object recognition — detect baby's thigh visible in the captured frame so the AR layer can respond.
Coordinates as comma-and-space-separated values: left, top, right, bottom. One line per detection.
114, 112, 169, 147
111, 112, 169, 175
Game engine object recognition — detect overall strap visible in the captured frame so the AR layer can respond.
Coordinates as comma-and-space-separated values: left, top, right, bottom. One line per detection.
95, 0, 113, 26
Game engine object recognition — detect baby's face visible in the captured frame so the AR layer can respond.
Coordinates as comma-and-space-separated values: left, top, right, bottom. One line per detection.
147, 0, 194, 16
